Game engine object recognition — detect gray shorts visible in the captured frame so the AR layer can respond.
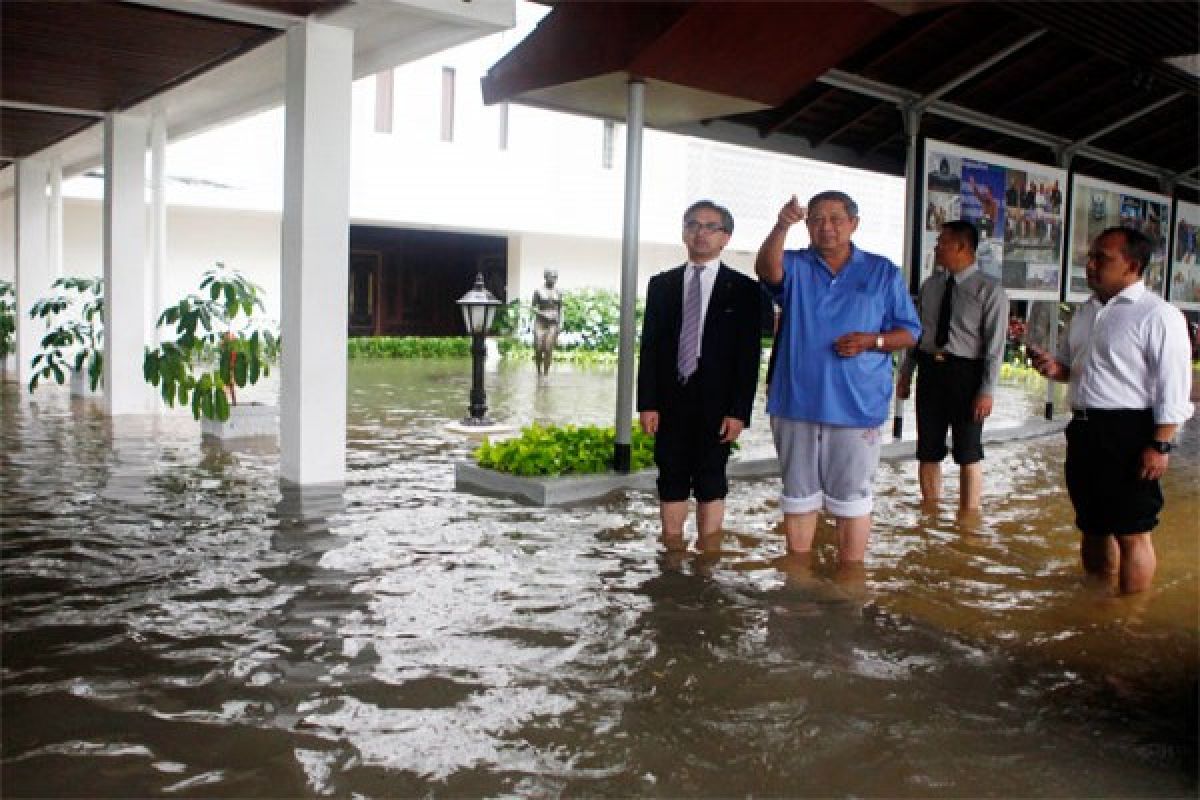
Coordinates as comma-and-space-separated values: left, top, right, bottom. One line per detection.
770, 416, 882, 518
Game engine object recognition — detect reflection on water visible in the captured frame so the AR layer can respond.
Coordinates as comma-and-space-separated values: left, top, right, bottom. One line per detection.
2, 361, 1196, 797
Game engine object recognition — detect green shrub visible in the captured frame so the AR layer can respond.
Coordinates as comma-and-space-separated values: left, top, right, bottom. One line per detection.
0, 280, 17, 360
347, 336, 472, 358
475, 423, 655, 476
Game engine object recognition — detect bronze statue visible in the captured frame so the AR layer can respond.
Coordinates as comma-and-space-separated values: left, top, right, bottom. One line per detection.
531, 269, 562, 378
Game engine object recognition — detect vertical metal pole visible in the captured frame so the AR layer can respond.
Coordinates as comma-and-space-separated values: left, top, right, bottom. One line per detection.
614, 79, 644, 473
468, 331, 488, 422
893, 106, 921, 439
1045, 148, 1073, 420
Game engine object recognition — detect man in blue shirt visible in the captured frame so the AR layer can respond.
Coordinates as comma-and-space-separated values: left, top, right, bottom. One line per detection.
757, 192, 920, 565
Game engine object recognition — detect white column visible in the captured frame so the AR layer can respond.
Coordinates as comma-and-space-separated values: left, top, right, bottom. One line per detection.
613, 79, 644, 473
150, 112, 168, 343
48, 160, 63, 279
15, 159, 51, 385
280, 20, 353, 486
103, 112, 151, 415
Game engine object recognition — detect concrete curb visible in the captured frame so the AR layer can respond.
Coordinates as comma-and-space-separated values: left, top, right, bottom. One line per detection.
455, 417, 1068, 506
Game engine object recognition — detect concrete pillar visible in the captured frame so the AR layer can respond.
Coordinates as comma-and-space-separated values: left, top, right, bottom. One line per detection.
613, 79, 645, 473
15, 158, 51, 385
280, 20, 353, 486
103, 112, 151, 415
48, 160, 63, 279
150, 112, 168, 343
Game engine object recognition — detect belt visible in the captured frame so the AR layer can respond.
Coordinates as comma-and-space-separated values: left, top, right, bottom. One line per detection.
919, 349, 976, 363
1071, 408, 1151, 420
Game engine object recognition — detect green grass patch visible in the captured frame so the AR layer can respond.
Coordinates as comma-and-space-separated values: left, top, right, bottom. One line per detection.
348, 336, 472, 358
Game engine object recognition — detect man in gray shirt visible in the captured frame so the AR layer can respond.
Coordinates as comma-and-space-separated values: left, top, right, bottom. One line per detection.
897, 220, 1008, 511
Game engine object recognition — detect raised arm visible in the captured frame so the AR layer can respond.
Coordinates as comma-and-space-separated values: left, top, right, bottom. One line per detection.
756, 195, 805, 286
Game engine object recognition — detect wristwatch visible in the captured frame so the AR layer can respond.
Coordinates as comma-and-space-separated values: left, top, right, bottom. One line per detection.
875, 335, 885, 351
1149, 440, 1173, 454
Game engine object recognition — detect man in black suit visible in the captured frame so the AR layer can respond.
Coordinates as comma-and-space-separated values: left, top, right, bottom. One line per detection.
637, 200, 764, 551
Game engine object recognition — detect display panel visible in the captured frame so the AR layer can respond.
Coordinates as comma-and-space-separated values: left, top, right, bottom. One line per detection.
1066, 175, 1170, 302
1169, 200, 1200, 311
921, 139, 1066, 301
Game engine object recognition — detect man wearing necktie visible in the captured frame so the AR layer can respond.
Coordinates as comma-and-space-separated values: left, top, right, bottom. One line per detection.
637, 201, 764, 552
898, 220, 1008, 511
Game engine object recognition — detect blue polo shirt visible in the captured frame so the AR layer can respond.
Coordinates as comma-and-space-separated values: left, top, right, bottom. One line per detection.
766, 245, 920, 427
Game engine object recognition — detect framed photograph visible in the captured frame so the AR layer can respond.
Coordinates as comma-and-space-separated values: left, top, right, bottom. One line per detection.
1168, 200, 1200, 311
921, 139, 1066, 301
1066, 175, 1170, 302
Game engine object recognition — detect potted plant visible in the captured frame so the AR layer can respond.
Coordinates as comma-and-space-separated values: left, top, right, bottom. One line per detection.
0, 279, 15, 378
27, 276, 104, 397
143, 262, 280, 439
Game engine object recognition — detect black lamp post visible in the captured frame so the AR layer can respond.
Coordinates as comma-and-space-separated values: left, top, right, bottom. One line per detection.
456, 273, 502, 426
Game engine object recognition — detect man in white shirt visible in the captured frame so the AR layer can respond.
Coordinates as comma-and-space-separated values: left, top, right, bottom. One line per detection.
1031, 227, 1193, 594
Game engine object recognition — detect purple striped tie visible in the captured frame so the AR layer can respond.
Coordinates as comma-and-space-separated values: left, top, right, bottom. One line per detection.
677, 265, 705, 379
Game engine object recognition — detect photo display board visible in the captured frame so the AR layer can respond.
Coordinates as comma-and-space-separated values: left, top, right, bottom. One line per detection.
1169, 200, 1200, 311
921, 139, 1066, 301
1067, 175, 1170, 302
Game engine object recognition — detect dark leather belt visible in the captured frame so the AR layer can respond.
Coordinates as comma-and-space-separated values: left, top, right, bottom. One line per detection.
1071, 408, 1150, 420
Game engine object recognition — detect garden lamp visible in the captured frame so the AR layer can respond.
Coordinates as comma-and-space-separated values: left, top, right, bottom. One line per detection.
456, 273, 501, 425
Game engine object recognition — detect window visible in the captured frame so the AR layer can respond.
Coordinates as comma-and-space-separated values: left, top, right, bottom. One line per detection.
440, 67, 456, 142
374, 69, 394, 133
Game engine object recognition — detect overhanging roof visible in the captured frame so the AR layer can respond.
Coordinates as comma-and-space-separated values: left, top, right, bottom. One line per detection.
1, 0, 514, 177
483, 1, 1200, 198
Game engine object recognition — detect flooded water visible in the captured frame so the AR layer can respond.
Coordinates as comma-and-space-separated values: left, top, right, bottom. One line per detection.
2, 360, 1196, 797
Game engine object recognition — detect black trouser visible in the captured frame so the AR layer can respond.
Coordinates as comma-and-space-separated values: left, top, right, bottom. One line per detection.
1064, 408, 1162, 536
654, 377, 731, 503
914, 351, 985, 465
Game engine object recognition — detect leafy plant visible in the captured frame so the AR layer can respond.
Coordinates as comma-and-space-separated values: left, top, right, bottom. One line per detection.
28, 276, 104, 392
0, 280, 15, 361
143, 263, 279, 421
475, 423, 656, 477
347, 336, 472, 359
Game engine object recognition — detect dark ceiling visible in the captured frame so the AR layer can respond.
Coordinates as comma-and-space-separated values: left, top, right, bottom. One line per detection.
0, 0, 343, 169
491, 1, 1200, 200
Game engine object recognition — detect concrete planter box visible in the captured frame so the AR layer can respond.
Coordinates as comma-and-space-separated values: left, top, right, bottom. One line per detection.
455, 418, 1067, 506
201, 402, 277, 440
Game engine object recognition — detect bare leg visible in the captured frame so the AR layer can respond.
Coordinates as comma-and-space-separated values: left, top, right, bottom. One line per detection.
918, 462, 942, 506
660, 501, 688, 550
959, 462, 983, 511
1115, 532, 1157, 594
782, 511, 818, 553
1080, 534, 1119, 585
835, 514, 871, 564
696, 499, 725, 537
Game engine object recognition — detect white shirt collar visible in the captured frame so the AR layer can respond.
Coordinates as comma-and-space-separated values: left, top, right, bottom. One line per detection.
1091, 280, 1145, 307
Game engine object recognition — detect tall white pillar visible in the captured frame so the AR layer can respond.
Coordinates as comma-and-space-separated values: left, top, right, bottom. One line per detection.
103, 112, 151, 415
15, 158, 51, 385
48, 160, 63, 279
150, 112, 168, 344
280, 20, 353, 486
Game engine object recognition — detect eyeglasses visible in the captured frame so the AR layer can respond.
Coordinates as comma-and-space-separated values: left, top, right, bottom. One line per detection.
684, 220, 727, 234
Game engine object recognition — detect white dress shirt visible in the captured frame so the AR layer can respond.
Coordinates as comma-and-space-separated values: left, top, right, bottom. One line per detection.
1058, 280, 1194, 424
683, 259, 719, 357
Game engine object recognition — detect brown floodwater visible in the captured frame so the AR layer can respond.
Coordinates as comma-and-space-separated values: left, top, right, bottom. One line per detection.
1, 360, 1196, 797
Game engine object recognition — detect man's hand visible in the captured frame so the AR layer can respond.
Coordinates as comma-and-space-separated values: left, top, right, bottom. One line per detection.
1140, 448, 1169, 480
719, 416, 744, 444
777, 195, 806, 227
973, 393, 993, 422
896, 373, 912, 400
834, 332, 875, 357
1028, 344, 1065, 381
639, 410, 659, 435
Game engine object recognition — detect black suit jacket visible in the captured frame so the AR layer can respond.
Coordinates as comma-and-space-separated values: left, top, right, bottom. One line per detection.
637, 263, 763, 427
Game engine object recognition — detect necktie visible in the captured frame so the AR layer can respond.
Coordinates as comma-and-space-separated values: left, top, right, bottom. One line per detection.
677, 265, 705, 379
935, 274, 954, 348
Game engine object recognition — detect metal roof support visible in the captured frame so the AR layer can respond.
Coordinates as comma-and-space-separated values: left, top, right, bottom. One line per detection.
913, 29, 1046, 113
614, 79, 645, 474
1043, 147, 1074, 421
1064, 92, 1184, 157
0, 100, 105, 119
820, 69, 1199, 190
